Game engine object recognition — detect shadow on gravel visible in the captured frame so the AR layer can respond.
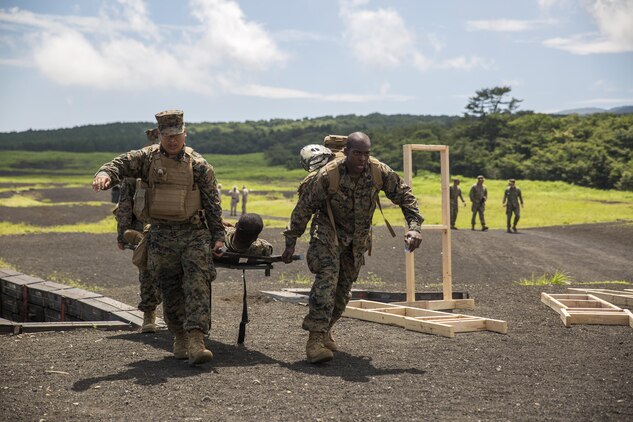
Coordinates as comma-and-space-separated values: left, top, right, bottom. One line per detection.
282, 353, 426, 383
72, 332, 426, 391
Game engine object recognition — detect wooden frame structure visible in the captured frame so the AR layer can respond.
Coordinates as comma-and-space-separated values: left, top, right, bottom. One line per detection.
341, 145, 508, 337
541, 292, 633, 328
400, 144, 474, 310
567, 288, 633, 308
345, 300, 507, 338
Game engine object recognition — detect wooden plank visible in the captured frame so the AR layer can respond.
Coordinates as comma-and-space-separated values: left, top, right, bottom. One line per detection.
543, 292, 632, 328
567, 313, 631, 326
484, 319, 509, 334
343, 299, 506, 337
408, 144, 448, 152
395, 299, 475, 310
568, 289, 633, 308
440, 149, 452, 301
402, 318, 454, 338
346, 300, 400, 310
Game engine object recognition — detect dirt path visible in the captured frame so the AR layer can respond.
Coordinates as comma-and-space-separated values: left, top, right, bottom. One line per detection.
1, 188, 632, 421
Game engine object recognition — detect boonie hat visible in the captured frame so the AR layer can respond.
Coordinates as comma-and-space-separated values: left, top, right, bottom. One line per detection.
155, 110, 185, 136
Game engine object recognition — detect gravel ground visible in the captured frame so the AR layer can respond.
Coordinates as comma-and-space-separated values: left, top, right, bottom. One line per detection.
0, 187, 632, 421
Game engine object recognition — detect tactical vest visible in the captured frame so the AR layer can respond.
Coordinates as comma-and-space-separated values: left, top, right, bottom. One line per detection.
133, 146, 202, 222
322, 157, 396, 250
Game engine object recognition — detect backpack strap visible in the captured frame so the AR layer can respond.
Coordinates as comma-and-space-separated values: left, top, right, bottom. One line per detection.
368, 158, 396, 239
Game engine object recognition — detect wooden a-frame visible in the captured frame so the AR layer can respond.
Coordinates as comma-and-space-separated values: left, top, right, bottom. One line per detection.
399, 144, 475, 310
342, 145, 508, 338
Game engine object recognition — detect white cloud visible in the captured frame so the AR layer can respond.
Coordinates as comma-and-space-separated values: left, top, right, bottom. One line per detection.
340, 5, 415, 67
543, 0, 633, 54
340, 0, 491, 71
466, 19, 545, 32
413, 52, 494, 71
233, 83, 411, 102
0, 1, 287, 94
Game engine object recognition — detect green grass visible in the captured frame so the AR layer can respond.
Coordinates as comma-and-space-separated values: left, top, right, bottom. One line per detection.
1, 150, 632, 234
0, 258, 16, 270
46, 270, 103, 292
276, 272, 313, 285
515, 270, 573, 286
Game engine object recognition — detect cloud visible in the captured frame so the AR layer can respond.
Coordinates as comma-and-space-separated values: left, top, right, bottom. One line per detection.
339, 0, 491, 71
340, 4, 415, 67
466, 19, 547, 32
413, 52, 494, 71
233, 83, 412, 102
0, 0, 286, 93
569, 97, 633, 106
543, 0, 633, 54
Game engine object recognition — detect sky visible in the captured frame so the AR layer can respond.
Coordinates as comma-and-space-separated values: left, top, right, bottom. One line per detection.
0, 0, 631, 132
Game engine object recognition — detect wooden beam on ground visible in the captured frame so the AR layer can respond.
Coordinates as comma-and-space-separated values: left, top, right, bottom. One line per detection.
343, 299, 507, 338
541, 292, 633, 329
568, 288, 633, 308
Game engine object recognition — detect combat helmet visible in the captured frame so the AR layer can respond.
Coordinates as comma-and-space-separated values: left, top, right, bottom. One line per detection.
300, 144, 334, 172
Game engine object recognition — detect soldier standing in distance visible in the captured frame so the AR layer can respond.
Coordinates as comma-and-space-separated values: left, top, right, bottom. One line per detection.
229, 186, 240, 216
114, 128, 161, 333
469, 175, 489, 231
502, 179, 524, 233
241, 185, 249, 215
449, 178, 466, 229
92, 110, 225, 366
282, 132, 424, 364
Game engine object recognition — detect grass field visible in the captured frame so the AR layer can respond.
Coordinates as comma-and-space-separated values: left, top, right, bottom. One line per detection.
1, 150, 632, 234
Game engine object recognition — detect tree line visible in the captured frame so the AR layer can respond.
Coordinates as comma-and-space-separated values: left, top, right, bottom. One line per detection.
1, 99, 631, 190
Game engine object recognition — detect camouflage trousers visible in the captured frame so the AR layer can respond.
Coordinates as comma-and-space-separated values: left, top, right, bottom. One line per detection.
506, 205, 521, 228
303, 240, 362, 332
147, 225, 216, 334
450, 202, 459, 227
471, 202, 486, 227
137, 268, 162, 312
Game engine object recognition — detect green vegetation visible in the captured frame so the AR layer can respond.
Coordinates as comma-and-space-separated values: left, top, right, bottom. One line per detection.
1, 107, 631, 191
516, 270, 573, 286
277, 272, 313, 285
0, 149, 632, 235
0, 258, 16, 270
46, 270, 103, 292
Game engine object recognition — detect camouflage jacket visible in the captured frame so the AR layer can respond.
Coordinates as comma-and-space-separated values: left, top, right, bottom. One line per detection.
114, 177, 143, 243
225, 227, 273, 256
449, 185, 465, 204
469, 184, 488, 204
503, 187, 523, 208
284, 159, 423, 259
96, 145, 225, 243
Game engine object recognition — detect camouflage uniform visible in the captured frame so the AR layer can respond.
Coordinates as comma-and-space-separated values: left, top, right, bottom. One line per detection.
225, 226, 273, 256
469, 183, 488, 228
96, 144, 224, 333
229, 189, 240, 216
114, 177, 162, 313
449, 185, 465, 228
284, 159, 423, 332
241, 187, 249, 215
503, 185, 524, 230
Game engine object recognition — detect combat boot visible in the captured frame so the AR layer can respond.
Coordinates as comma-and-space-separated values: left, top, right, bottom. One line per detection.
482, 226, 489, 231
512, 226, 518, 233
173, 330, 188, 360
140, 310, 157, 333
187, 329, 213, 365
306, 331, 334, 363
471, 225, 475, 231
322, 320, 338, 351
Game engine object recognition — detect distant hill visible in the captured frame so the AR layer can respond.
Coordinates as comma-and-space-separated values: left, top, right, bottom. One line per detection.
554, 105, 633, 115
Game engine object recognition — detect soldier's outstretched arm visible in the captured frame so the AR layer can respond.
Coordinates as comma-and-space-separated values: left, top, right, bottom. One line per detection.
92, 172, 111, 191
